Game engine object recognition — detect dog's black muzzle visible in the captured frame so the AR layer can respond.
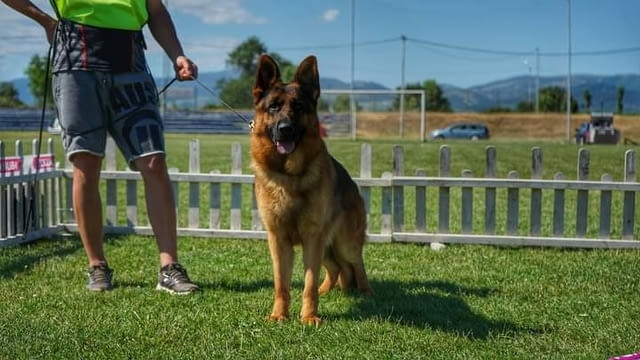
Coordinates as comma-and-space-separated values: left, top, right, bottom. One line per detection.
269, 120, 304, 155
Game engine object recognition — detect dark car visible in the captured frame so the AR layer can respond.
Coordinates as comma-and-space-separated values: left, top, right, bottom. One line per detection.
429, 123, 490, 140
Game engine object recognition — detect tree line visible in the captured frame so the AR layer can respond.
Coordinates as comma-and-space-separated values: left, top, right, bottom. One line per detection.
0, 36, 627, 114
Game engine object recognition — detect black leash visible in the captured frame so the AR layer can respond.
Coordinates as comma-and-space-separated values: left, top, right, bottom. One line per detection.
158, 76, 253, 129
23, 38, 54, 239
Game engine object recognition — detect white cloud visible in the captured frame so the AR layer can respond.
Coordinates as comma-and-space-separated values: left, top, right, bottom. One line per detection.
172, 0, 266, 24
322, 9, 340, 22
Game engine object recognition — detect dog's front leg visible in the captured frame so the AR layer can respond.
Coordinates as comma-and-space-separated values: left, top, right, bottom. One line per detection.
267, 233, 294, 321
300, 238, 325, 325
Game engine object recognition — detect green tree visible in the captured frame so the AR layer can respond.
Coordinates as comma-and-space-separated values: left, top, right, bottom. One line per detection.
226, 36, 267, 76
0, 82, 24, 108
582, 89, 592, 113
538, 86, 577, 113
616, 86, 624, 114
218, 37, 294, 109
217, 75, 254, 110
392, 80, 451, 112
25, 54, 52, 107
516, 101, 534, 112
424, 80, 451, 112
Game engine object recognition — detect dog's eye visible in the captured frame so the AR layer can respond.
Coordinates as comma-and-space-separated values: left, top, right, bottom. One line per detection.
268, 103, 280, 113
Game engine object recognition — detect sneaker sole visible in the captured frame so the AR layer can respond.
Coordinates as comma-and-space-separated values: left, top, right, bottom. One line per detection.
87, 286, 113, 292
155, 283, 197, 295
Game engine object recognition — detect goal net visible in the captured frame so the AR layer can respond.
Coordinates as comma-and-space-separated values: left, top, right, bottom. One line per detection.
319, 89, 426, 141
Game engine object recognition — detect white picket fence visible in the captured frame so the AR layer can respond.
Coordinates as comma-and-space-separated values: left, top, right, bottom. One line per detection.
1, 138, 638, 248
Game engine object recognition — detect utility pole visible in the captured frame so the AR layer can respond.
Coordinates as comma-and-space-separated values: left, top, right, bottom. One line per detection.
349, 0, 356, 140
399, 34, 406, 138
566, 0, 572, 143
535, 47, 540, 113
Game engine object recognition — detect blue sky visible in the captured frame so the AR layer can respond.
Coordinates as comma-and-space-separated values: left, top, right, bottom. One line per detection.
1, 0, 639, 89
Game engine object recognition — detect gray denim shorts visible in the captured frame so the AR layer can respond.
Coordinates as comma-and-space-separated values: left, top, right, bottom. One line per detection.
52, 71, 165, 170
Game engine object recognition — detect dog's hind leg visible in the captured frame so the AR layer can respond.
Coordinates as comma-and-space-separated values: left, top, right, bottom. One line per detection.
319, 250, 340, 295
351, 261, 373, 295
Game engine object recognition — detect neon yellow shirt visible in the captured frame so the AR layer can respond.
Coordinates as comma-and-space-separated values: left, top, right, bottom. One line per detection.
51, 0, 148, 31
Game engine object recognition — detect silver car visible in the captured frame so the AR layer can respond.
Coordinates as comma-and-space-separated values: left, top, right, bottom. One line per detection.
429, 123, 490, 140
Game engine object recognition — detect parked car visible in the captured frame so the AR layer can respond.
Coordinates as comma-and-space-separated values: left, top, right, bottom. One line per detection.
574, 112, 620, 145
47, 117, 61, 134
429, 123, 490, 140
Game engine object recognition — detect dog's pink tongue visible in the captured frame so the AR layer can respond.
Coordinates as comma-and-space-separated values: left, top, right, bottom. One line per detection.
276, 141, 295, 154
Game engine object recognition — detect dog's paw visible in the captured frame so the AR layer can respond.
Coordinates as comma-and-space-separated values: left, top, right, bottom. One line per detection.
359, 286, 374, 296
267, 313, 288, 322
301, 315, 322, 326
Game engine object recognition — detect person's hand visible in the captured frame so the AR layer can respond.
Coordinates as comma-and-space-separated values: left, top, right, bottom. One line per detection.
174, 56, 197, 81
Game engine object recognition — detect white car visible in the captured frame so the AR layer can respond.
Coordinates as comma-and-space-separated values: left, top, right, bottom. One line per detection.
47, 117, 61, 134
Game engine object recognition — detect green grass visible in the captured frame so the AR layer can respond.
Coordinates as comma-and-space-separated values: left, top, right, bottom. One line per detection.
1, 235, 639, 359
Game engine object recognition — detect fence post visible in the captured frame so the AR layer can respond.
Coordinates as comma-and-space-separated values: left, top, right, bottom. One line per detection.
461, 169, 473, 234
230, 142, 242, 230
415, 169, 426, 232
0, 141, 6, 238
506, 171, 520, 235
105, 138, 117, 226
188, 139, 200, 229
485, 146, 496, 235
64, 151, 74, 224
209, 169, 221, 229
360, 144, 372, 233
12, 141, 24, 236
28, 139, 39, 232
553, 172, 566, 236
392, 145, 404, 232
530, 147, 543, 236
126, 171, 137, 228
169, 167, 180, 226
576, 148, 590, 237
599, 174, 613, 239
622, 150, 636, 240
380, 172, 392, 235
438, 145, 451, 233
46, 139, 56, 228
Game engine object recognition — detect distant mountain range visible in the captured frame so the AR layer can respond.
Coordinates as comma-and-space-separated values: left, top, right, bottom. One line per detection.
9, 72, 640, 113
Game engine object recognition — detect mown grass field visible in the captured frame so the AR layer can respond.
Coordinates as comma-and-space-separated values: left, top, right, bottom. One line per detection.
1, 128, 639, 359
1, 234, 639, 359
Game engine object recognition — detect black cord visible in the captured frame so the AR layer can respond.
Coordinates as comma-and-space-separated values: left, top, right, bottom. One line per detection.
23, 36, 54, 239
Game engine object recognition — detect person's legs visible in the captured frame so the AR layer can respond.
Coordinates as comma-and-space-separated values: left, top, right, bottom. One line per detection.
108, 72, 197, 294
72, 152, 113, 291
134, 154, 177, 266
53, 71, 113, 290
72, 152, 106, 265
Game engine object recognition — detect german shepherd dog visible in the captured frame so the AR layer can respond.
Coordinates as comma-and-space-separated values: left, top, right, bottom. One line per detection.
251, 54, 373, 325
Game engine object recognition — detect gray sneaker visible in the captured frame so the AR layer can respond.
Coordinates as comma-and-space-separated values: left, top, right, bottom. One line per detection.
156, 263, 199, 295
87, 264, 113, 292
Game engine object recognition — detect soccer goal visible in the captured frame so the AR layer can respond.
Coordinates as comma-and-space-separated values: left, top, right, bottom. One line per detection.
319, 89, 426, 141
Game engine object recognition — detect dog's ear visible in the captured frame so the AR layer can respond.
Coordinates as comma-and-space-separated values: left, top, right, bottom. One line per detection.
293, 56, 320, 102
253, 54, 281, 105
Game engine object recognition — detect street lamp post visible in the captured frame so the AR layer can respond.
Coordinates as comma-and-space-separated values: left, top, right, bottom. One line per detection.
566, 0, 572, 143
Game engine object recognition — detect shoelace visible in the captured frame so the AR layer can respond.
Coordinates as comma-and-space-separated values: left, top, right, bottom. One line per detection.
89, 266, 111, 282
164, 264, 189, 283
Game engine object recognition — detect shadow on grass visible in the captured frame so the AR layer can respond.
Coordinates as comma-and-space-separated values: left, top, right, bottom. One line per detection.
334, 279, 543, 340
0, 235, 83, 280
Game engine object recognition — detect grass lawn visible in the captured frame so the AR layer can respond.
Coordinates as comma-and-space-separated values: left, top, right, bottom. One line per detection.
1, 234, 639, 359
